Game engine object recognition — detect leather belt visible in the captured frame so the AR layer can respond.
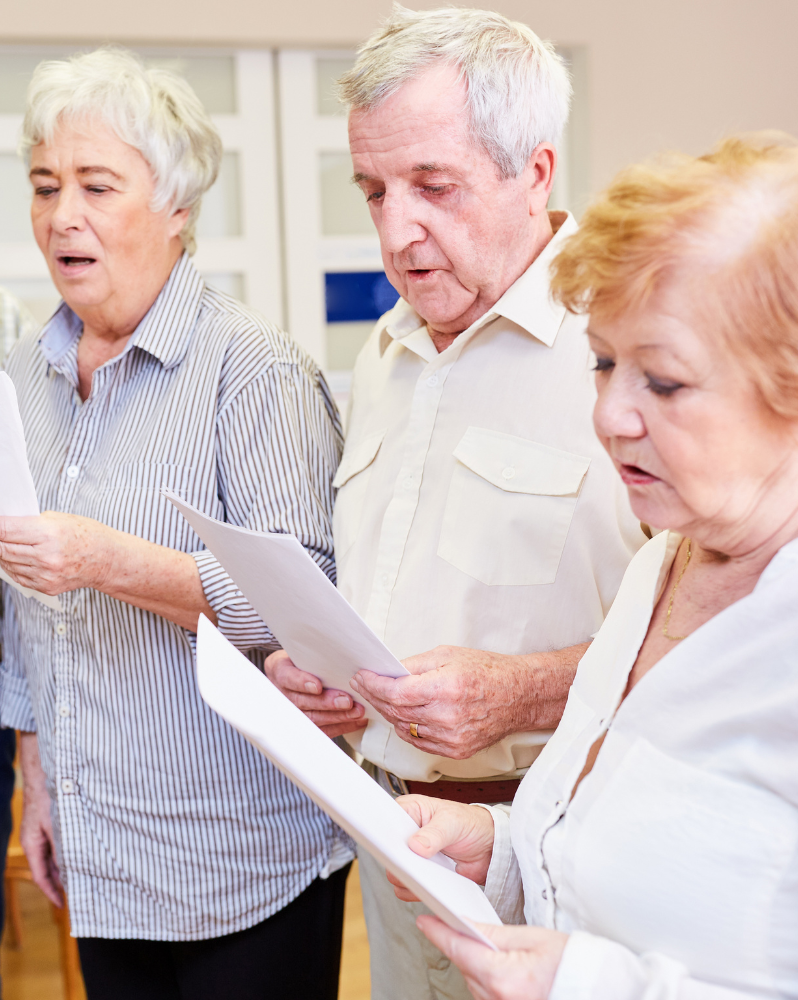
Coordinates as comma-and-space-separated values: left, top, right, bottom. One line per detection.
405, 778, 521, 804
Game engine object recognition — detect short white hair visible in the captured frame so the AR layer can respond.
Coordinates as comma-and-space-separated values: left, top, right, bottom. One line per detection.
20, 47, 222, 256
339, 4, 572, 179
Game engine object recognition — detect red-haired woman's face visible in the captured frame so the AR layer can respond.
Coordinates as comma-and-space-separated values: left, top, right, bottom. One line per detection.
589, 282, 798, 556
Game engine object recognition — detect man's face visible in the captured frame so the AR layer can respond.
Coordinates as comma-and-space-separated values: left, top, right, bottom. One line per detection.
349, 63, 553, 335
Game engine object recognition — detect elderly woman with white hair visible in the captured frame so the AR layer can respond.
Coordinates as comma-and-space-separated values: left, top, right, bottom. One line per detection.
0, 48, 351, 1000
388, 133, 798, 1000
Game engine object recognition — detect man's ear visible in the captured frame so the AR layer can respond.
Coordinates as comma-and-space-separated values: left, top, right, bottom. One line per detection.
525, 143, 557, 216
168, 206, 191, 239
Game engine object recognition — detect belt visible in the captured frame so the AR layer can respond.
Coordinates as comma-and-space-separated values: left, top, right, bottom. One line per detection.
405, 778, 521, 804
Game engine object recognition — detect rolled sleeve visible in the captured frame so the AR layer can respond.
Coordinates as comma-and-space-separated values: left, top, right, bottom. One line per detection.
191, 549, 278, 651
194, 360, 342, 652
550, 931, 765, 1000
474, 803, 525, 924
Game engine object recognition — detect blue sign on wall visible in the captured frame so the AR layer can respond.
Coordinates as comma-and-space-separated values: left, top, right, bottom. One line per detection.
325, 271, 400, 323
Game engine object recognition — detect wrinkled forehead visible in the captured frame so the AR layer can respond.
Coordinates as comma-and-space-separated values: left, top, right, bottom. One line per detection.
348, 62, 473, 162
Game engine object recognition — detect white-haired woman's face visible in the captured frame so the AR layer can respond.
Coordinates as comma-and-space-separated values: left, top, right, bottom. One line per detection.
29, 121, 187, 323
589, 281, 798, 556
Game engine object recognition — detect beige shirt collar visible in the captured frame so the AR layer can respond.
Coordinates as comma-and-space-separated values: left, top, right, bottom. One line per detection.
378, 210, 577, 361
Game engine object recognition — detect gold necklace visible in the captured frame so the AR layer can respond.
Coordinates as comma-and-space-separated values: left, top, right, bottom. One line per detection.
662, 539, 692, 641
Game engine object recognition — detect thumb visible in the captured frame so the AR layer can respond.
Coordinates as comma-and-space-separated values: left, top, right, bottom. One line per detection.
407, 809, 462, 859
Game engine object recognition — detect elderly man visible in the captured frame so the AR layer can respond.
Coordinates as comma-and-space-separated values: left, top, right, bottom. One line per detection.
265, 7, 644, 999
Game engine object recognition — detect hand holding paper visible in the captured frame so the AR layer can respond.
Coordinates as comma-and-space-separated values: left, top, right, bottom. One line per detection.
196, 616, 502, 948
0, 373, 61, 611
163, 490, 409, 724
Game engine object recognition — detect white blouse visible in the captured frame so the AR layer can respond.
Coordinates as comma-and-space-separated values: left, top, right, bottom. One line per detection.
483, 531, 798, 999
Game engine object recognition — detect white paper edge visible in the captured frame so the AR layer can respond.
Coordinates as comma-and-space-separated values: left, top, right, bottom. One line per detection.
196, 615, 499, 951
0, 566, 62, 611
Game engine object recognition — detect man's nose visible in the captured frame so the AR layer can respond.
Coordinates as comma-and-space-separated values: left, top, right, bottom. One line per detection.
593, 370, 646, 441
378, 193, 427, 255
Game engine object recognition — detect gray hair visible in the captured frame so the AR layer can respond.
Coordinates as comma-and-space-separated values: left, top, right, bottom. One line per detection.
338, 4, 572, 179
20, 47, 222, 256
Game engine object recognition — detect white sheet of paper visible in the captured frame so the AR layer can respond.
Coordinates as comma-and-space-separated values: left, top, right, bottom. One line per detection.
0, 373, 61, 611
196, 615, 502, 948
163, 490, 408, 720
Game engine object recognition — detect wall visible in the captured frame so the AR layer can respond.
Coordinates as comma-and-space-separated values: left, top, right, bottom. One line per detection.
2, 0, 796, 200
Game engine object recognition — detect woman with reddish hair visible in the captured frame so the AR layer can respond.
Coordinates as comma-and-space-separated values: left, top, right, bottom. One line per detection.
388, 133, 798, 1000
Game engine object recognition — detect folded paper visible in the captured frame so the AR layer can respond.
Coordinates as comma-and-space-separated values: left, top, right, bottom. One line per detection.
0, 373, 61, 611
196, 615, 502, 948
163, 490, 408, 720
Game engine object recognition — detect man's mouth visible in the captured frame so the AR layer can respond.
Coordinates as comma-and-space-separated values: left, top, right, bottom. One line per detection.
618, 463, 661, 486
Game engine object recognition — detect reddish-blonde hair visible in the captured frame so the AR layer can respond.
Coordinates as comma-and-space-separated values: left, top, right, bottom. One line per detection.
550, 132, 798, 418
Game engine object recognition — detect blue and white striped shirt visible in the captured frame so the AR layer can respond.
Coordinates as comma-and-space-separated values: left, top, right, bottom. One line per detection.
1, 254, 350, 940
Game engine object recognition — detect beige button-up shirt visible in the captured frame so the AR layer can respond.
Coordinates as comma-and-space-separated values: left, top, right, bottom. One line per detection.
335, 213, 645, 782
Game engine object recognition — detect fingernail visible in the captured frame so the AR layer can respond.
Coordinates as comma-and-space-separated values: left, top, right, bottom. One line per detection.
305, 682, 318, 694
349, 678, 359, 690
334, 696, 351, 709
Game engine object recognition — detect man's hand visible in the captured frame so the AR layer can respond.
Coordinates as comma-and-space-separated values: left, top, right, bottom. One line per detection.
388, 795, 497, 900
349, 644, 587, 759
416, 918, 568, 1000
263, 650, 367, 738
0, 512, 111, 596
19, 733, 63, 907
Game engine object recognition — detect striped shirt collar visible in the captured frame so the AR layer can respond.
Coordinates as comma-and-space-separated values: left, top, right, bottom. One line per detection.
39, 253, 205, 375
378, 210, 576, 358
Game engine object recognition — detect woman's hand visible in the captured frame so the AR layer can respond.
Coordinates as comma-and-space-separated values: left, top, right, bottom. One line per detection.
19, 733, 63, 908
388, 795, 497, 900
0, 512, 215, 631
417, 917, 568, 1000
0, 512, 111, 595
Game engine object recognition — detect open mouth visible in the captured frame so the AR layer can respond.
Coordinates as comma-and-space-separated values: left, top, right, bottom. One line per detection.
57, 255, 96, 269
619, 463, 660, 486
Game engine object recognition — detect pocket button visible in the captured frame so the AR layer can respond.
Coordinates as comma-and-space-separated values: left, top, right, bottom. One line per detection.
501, 467, 516, 480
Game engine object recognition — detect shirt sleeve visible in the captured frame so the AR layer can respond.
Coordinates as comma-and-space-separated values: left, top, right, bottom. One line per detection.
191, 361, 342, 652
0, 588, 37, 732
550, 931, 772, 1000
474, 803, 525, 924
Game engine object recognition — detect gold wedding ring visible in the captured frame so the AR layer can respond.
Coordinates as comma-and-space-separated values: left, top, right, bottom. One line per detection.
409, 722, 420, 738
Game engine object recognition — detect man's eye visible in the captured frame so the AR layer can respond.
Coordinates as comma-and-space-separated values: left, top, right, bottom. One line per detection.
87, 186, 110, 194
592, 356, 615, 373
34, 186, 58, 197
366, 191, 384, 203
646, 375, 684, 397
423, 185, 450, 195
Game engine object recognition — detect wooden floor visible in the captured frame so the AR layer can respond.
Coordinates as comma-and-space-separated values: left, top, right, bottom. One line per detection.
1, 862, 371, 1000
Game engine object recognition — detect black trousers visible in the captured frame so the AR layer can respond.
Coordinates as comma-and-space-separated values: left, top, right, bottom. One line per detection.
78, 863, 351, 1000
0, 727, 17, 937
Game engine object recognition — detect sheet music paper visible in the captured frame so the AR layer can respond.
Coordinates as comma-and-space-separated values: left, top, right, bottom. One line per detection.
163, 490, 408, 721
0, 373, 61, 611
196, 615, 501, 948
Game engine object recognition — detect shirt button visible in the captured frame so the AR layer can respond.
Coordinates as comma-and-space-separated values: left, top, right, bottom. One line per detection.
55, 623, 67, 636
58, 704, 70, 717
65, 465, 80, 479
61, 779, 75, 794
426, 375, 438, 387
381, 574, 389, 586
541, 888, 548, 900
502, 467, 516, 480
403, 478, 414, 490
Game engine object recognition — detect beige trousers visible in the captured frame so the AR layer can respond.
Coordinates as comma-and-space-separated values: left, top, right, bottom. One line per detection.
357, 845, 474, 1000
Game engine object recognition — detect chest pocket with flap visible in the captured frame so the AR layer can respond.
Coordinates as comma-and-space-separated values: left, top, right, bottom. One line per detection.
437, 426, 590, 587
332, 428, 387, 558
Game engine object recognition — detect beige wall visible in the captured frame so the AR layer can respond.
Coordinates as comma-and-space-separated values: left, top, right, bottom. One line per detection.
3, 0, 796, 198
